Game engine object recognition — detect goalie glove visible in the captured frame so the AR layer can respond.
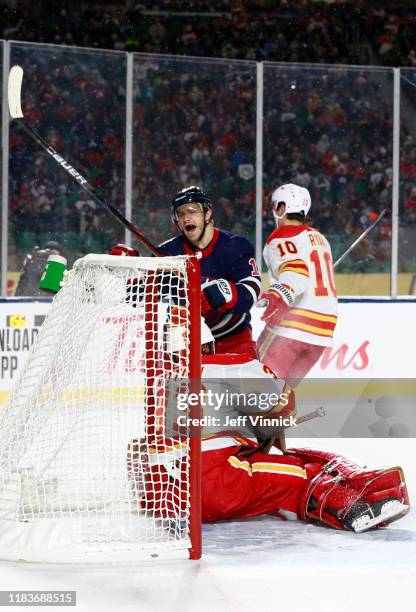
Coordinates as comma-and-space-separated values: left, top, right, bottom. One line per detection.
258, 283, 294, 327
201, 278, 237, 318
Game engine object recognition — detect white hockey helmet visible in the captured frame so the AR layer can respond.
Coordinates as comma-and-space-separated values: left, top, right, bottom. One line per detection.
165, 317, 214, 352
271, 183, 311, 224
201, 318, 215, 346
164, 324, 186, 353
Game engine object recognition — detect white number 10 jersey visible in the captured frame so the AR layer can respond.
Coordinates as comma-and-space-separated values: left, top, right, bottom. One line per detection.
263, 225, 338, 347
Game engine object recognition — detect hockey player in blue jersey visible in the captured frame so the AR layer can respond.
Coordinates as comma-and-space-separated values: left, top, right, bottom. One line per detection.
158, 186, 261, 357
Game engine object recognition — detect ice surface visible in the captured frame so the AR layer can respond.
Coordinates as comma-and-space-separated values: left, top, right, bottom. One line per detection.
0, 439, 415, 612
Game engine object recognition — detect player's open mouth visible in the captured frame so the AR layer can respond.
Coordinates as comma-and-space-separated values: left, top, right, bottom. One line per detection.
185, 224, 196, 232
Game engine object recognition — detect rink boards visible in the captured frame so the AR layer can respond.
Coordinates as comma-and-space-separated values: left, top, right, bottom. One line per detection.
1, 297, 415, 408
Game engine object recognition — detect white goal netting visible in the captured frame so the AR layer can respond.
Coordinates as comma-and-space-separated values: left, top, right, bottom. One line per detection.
0, 254, 201, 562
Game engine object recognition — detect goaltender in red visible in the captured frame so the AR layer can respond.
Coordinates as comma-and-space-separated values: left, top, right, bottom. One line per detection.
129, 321, 410, 534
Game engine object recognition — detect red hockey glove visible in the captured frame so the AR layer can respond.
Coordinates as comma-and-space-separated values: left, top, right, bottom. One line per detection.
110, 244, 139, 257
111, 244, 140, 303
259, 283, 293, 327
201, 279, 237, 318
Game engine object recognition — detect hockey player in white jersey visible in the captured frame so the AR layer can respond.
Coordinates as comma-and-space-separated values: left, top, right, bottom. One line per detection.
257, 183, 338, 384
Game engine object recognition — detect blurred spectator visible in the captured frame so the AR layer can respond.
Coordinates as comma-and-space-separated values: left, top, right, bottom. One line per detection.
405, 187, 416, 212
0, 2, 413, 69
74, 192, 97, 215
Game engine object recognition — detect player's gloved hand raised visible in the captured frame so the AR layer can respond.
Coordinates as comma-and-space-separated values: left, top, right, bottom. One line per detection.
258, 283, 293, 327
110, 244, 139, 257
201, 278, 237, 317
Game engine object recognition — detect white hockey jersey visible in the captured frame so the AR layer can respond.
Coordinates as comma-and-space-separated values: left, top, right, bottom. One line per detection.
263, 225, 338, 347
200, 353, 288, 449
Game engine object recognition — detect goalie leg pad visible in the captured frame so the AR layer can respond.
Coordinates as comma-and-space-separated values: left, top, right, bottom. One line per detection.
287, 448, 409, 531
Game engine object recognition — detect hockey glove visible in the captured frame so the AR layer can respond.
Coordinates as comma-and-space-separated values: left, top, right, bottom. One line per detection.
110, 244, 139, 257
110, 244, 140, 304
259, 283, 293, 327
201, 279, 237, 318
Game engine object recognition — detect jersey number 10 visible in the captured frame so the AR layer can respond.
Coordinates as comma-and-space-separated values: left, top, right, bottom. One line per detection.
310, 249, 337, 297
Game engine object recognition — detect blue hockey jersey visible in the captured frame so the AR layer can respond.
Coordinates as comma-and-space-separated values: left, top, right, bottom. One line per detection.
158, 229, 261, 340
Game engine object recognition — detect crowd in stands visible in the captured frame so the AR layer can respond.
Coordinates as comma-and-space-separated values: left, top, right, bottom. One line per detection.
3, 1, 416, 67
3, 0, 416, 282
8, 49, 127, 266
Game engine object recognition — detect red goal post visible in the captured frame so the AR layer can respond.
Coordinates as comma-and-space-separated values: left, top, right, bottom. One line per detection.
0, 254, 202, 562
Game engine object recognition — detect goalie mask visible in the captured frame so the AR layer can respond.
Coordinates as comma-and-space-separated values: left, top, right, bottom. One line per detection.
164, 316, 215, 354
270, 184, 311, 225
201, 318, 215, 354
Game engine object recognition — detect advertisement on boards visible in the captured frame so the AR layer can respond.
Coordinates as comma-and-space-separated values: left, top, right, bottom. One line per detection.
0, 300, 415, 407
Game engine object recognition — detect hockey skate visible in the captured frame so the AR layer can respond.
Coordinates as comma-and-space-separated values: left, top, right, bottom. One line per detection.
342, 497, 409, 533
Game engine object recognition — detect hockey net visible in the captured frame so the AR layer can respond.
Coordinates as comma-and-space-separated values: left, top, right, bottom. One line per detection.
0, 254, 201, 562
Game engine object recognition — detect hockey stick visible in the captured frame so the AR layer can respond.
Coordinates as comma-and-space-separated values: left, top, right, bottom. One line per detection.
277, 406, 325, 451
333, 208, 388, 268
7, 65, 161, 257
295, 405, 325, 425
239, 406, 326, 457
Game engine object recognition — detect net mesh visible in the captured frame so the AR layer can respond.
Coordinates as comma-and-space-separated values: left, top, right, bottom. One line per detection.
0, 254, 198, 561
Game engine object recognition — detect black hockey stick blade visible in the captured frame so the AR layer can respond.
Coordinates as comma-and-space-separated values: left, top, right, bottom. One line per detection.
7, 65, 161, 257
